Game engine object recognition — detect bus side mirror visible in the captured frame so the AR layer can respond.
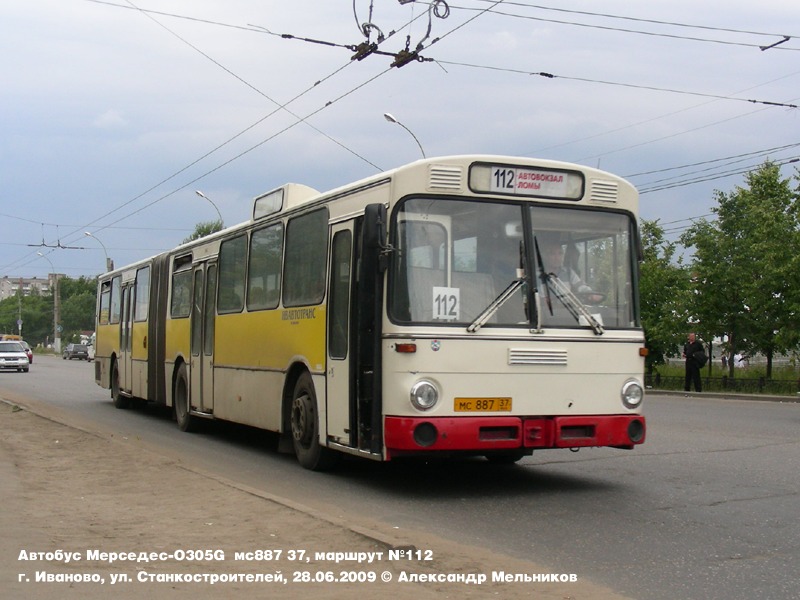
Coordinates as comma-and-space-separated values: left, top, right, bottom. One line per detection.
363, 203, 387, 249
363, 203, 389, 271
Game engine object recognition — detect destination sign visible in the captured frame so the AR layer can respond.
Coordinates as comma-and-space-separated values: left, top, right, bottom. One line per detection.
469, 163, 584, 200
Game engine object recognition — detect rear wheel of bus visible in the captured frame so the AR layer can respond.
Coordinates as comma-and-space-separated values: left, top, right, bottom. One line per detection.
291, 371, 338, 471
111, 361, 131, 409
174, 363, 197, 432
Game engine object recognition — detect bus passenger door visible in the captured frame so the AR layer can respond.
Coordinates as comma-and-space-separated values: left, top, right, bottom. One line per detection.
190, 263, 217, 414
326, 225, 354, 445
119, 285, 133, 394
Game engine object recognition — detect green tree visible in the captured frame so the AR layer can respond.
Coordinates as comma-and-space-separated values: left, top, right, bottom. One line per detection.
57, 275, 97, 342
742, 163, 800, 374
682, 161, 800, 377
0, 276, 98, 347
61, 291, 96, 343
639, 219, 692, 371
0, 291, 52, 347
182, 220, 223, 244
58, 276, 96, 302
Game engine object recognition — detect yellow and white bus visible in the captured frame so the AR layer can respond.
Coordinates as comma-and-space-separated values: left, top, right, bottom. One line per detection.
95, 155, 647, 469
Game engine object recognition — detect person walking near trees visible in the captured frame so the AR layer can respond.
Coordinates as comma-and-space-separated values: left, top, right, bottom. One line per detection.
683, 332, 705, 393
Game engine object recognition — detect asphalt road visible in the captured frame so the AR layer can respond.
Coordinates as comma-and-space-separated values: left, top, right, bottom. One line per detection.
3, 355, 799, 600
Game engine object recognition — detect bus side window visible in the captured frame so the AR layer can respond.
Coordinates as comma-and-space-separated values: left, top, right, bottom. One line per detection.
134, 266, 150, 321
247, 223, 284, 311
170, 270, 192, 318
99, 281, 112, 325
109, 275, 121, 324
283, 208, 328, 307
218, 235, 247, 313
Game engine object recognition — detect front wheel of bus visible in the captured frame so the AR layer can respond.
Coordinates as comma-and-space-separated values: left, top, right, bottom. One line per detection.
111, 362, 130, 409
291, 372, 338, 471
174, 364, 197, 433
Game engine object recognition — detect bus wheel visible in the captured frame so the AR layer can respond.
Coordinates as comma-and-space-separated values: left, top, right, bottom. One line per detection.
174, 364, 197, 432
290, 372, 338, 471
111, 362, 130, 409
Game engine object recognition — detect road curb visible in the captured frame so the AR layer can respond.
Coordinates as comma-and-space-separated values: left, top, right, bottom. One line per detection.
650, 389, 800, 403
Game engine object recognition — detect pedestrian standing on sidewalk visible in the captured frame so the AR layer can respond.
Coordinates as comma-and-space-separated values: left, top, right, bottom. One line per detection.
683, 332, 705, 393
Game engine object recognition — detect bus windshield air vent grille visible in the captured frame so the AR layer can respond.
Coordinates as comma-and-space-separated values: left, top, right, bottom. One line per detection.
428, 165, 463, 191
589, 180, 618, 204
508, 348, 567, 366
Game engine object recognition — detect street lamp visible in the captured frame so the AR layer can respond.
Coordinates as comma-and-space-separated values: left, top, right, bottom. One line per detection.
195, 190, 223, 225
37, 251, 61, 353
84, 231, 113, 272
383, 112, 426, 158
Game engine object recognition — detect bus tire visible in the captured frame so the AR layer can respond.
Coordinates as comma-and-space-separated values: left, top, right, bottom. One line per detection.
174, 363, 197, 432
111, 361, 131, 409
290, 372, 338, 471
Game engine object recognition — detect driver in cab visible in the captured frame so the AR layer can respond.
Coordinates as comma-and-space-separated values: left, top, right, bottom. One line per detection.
538, 234, 604, 305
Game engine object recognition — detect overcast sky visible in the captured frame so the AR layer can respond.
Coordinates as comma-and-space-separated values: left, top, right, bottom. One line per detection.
2, 0, 798, 279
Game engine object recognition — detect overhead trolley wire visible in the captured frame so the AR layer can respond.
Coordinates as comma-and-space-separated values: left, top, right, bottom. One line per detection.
5, 2, 397, 273
53, 2, 397, 239
124, 0, 382, 171
67, 0, 499, 239
637, 155, 800, 194
625, 142, 800, 177
460, 1, 799, 51
83, 67, 396, 232
432, 59, 798, 109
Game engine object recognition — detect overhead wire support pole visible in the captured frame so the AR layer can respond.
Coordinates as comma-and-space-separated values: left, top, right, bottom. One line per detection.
36, 251, 61, 353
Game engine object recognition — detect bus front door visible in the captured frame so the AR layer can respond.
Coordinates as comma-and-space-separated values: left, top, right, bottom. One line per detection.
327, 208, 385, 455
326, 225, 354, 446
190, 263, 217, 415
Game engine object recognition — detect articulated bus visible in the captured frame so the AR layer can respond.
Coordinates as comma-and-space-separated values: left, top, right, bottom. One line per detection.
94, 155, 646, 469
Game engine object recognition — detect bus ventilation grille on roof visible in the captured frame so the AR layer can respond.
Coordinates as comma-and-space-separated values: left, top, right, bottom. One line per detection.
428, 165, 463, 191
589, 180, 618, 204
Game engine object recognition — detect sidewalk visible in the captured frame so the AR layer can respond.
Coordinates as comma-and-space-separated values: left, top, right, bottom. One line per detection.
0, 398, 628, 600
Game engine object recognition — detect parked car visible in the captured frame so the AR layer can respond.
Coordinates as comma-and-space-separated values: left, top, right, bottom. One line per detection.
0, 341, 30, 372
63, 343, 90, 361
20, 340, 33, 363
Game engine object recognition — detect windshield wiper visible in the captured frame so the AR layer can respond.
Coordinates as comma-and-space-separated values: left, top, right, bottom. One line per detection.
533, 235, 603, 335
542, 273, 605, 335
467, 277, 526, 333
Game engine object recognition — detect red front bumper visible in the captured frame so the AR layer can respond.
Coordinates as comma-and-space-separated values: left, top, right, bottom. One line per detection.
384, 414, 646, 456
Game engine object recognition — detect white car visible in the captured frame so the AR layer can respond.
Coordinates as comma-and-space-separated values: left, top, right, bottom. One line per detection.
0, 341, 30, 372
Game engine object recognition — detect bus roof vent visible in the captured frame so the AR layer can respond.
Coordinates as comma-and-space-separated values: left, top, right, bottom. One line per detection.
284, 183, 320, 208
253, 183, 320, 220
428, 164, 464, 191
508, 348, 567, 366
588, 179, 618, 204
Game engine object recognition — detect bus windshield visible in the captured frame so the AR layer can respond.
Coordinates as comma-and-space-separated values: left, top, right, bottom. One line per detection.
389, 197, 639, 330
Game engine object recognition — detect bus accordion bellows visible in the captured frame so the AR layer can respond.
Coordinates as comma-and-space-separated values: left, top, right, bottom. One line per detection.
94, 155, 646, 470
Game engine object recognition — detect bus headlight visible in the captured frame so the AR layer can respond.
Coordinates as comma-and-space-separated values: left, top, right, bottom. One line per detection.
410, 380, 439, 411
621, 379, 644, 409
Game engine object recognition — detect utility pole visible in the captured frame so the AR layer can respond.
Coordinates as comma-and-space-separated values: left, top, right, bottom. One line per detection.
37, 252, 61, 353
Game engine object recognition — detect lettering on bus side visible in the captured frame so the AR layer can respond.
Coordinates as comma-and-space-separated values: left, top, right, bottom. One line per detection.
281, 308, 317, 324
